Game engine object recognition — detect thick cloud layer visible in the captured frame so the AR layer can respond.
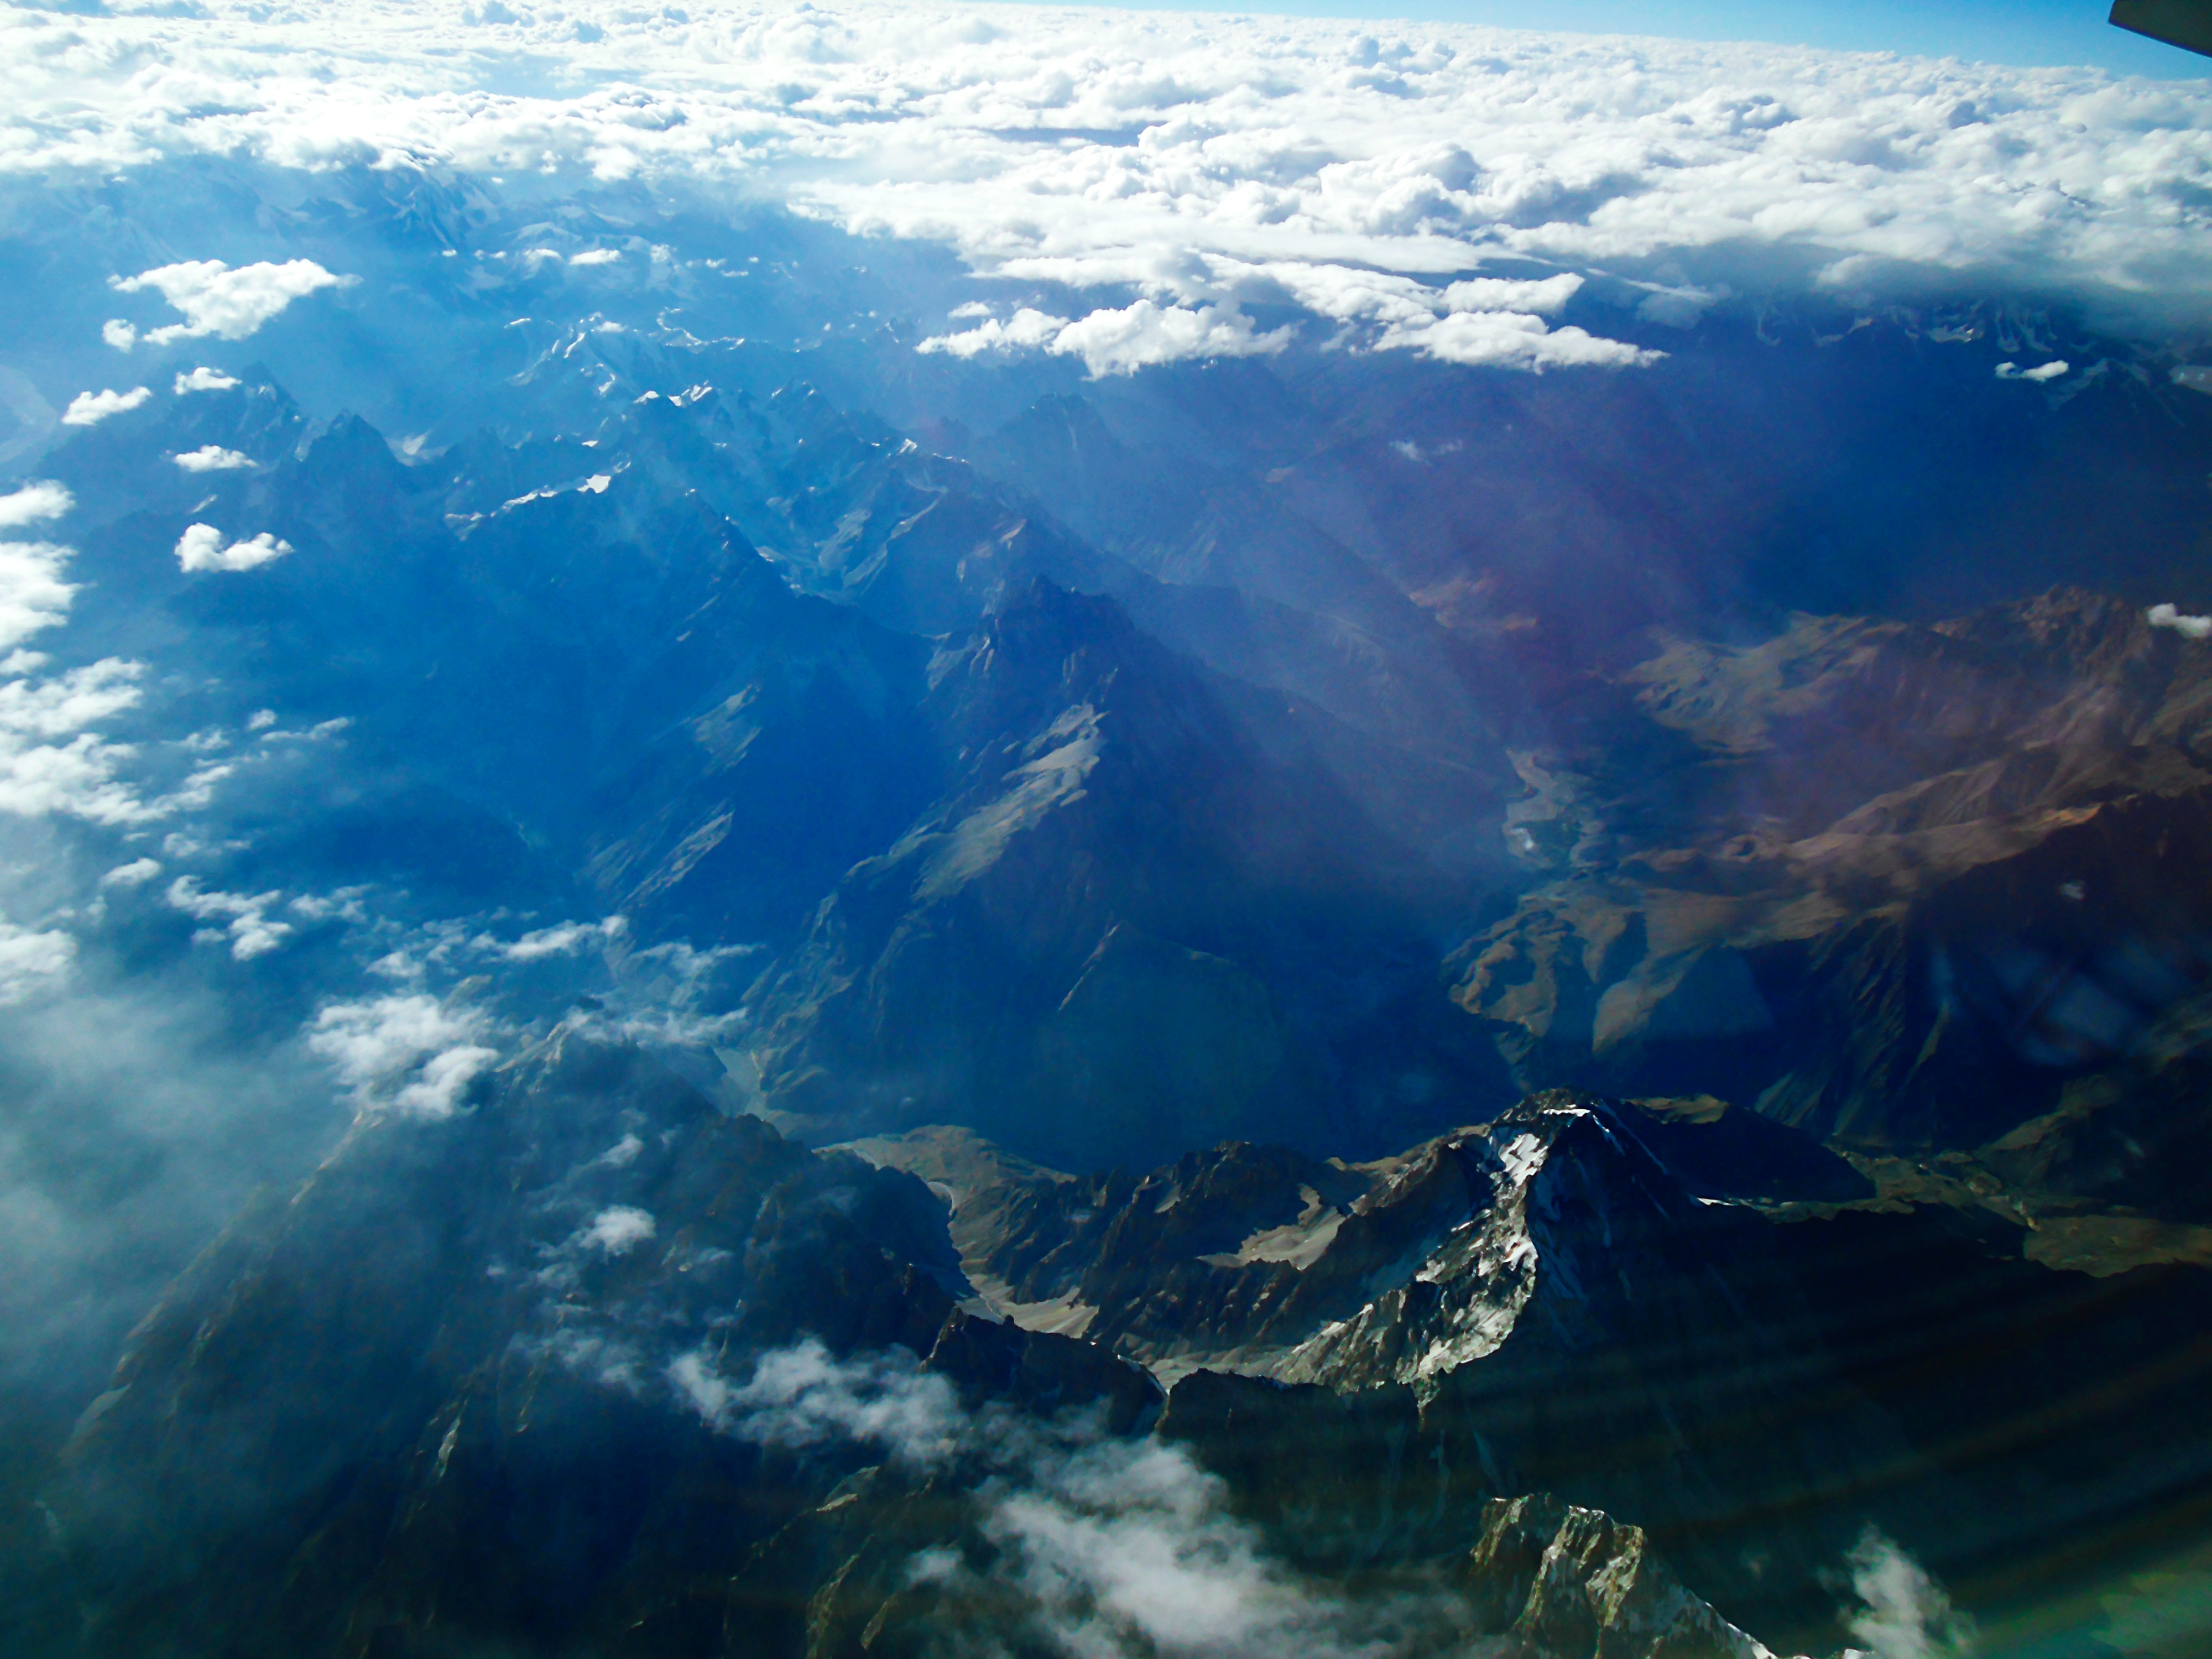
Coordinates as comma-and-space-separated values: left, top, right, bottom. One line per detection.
1, 0, 2206, 376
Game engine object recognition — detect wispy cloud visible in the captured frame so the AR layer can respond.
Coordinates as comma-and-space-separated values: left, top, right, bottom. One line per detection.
666, 1339, 1459, 1659
0, 919, 74, 1005
1842, 1528, 1975, 1659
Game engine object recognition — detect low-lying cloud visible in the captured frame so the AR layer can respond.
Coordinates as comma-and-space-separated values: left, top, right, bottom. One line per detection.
1842, 1527, 1975, 1659
307, 991, 501, 1118
175, 524, 293, 572
922, 298, 1298, 376
580, 1203, 656, 1255
2148, 602, 2212, 639
61, 387, 151, 427
174, 445, 254, 473
166, 875, 293, 961
109, 259, 354, 347
667, 1339, 1464, 1659
671, 1338, 967, 1464
0, 917, 74, 1005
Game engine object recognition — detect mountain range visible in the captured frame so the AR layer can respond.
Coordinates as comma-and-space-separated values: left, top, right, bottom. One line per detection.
3, 158, 2211, 1659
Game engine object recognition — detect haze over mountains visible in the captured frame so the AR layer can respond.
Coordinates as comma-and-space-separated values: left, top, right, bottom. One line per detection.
1, 6, 2210, 1658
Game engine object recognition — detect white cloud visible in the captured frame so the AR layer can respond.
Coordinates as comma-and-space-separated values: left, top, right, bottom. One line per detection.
985, 1433, 1392, 1659
2149, 602, 2212, 640
596, 1133, 645, 1168
307, 992, 500, 1118
669, 1340, 1449, 1659
0, 657, 155, 825
100, 857, 163, 888
61, 387, 152, 427
1047, 301, 1290, 378
924, 299, 1295, 375
0, 658, 144, 740
1842, 1528, 1973, 1659
0, 545, 75, 657
167, 875, 293, 959
1995, 359, 2070, 380
0, 920, 74, 1005
483, 915, 627, 961
579, 1204, 656, 1254
1380, 309, 1665, 371
175, 524, 293, 572
174, 366, 240, 393
918, 306, 1073, 359
111, 259, 355, 346
669, 1338, 966, 1467
102, 320, 137, 351
568, 247, 622, 265
0, 482, 71, 531
0, 2, 2201, 364
1442, 273, 1584, 315
0, 514, 180, 824
174, 445, 254, 472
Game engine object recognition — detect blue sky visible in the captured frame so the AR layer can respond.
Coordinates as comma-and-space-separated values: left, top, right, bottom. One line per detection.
1035, 0, 2211, 77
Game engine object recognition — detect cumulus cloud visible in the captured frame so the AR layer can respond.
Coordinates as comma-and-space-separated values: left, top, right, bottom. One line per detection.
175, 524, 293, 572
174, 445, 254, 472
167, 875, 293, 959
1380, 309, 1666, 371
1442, 273, 1584, 315
0, 499, 191, 824
307, 992, 500, 1118
0, 544, 76, 656
2149, 602, 2212, 639
1841, 1528, 1974, 1659
578, 1204, 656, 1255
1048, 301, 1291, 378
0, 658, 144, 741
918, 306, 1073, 359
0, 482, 71, 532
918, 301, 1292, 374
0, 658, 155, 825
100, 857, 163, 888
111, 259, 354, 347
568, 248, 622, 265
174, 366, 240, 393
61, 387, 152, 427
0, 919, 75, 1005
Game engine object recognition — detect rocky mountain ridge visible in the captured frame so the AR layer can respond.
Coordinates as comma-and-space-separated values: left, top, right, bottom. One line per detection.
22, 1032, 1803, 1659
